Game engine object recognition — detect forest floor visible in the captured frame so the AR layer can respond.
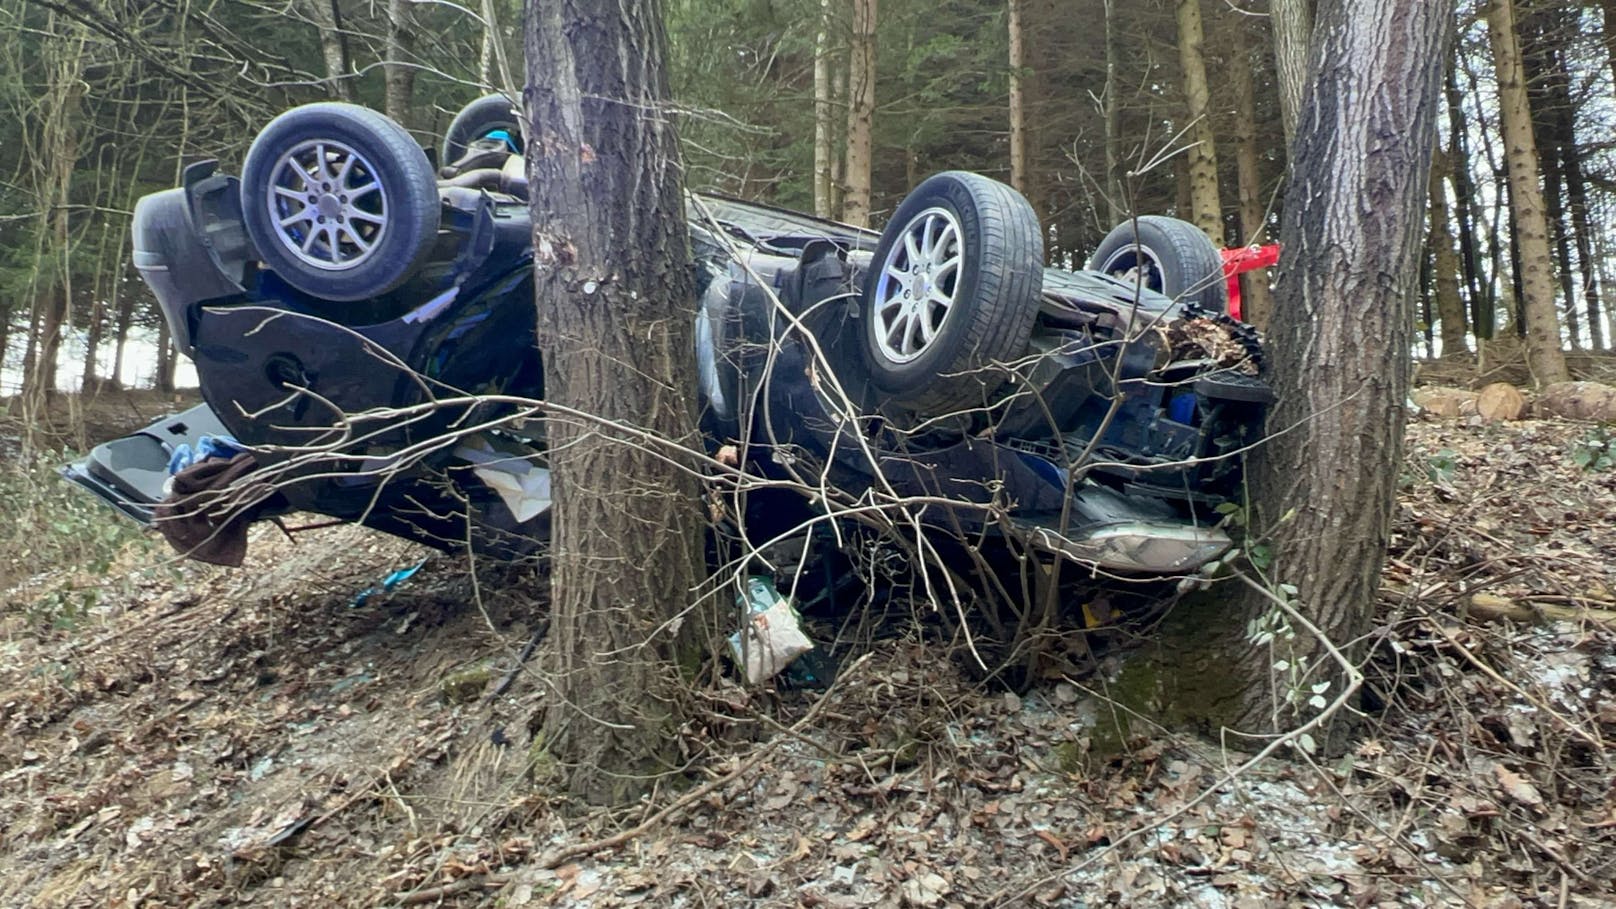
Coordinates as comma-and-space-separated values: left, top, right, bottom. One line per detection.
1, 400, 1614, 908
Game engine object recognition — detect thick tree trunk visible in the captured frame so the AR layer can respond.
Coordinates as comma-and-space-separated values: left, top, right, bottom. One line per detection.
1229, 38, 1274, 329
813, 0, 833, 218
843, 0, 876, 226
1429, 145, 1469, 357
307, 0, 351, 100
1486, 0, 1570, 385
1269, 0, 1313, 150
525, 0, 708, 806
1175, 0, 1223, 243
1169, 0, 1453, 746
385, 0, 417, 129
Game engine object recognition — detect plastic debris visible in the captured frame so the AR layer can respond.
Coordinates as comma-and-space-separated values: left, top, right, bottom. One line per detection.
453, 435, 552, 523
350, 559, 427, 608
166, 435, 244, 475
728, 576, 815, 684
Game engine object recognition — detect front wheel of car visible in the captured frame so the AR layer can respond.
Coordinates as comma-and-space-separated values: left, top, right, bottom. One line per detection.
240, 103, 441, 304
1088, 215, 1228, 313
860, 171, 1044, 417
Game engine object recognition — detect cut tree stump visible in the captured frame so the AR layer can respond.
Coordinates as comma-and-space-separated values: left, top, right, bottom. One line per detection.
1411, 385, 1479, 418
1476, 382, 1529, 422
1536, 381, 1616, 422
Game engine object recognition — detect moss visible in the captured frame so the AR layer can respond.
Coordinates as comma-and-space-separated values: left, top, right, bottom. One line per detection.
525, 730, 559, 785
1094, 585, 1251, 747
1049, 740, 1086, 774
439, 660, 496, 704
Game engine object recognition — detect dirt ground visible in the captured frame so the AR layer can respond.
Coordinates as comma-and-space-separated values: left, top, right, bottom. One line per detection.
2, 408, 1614, 908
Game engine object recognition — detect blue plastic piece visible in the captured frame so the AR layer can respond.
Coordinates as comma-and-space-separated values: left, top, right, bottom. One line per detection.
350, 558, 428, 607
167, 434, 244, 474
1168, 393, 1196, 425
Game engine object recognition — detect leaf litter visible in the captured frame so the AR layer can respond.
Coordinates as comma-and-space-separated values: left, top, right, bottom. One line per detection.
0, 413, 1612, 907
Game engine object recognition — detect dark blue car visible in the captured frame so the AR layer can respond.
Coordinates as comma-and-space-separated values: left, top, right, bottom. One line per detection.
65, 98, 1269, 575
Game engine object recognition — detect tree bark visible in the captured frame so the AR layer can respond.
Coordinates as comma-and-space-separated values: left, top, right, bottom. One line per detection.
813, 0, 833, 218
1519, 6, 1578, 349
524, 0, 709, 806
307, 0, 351, 100
1486, 0, 1570, 385
843, 0, 876, 226
1175, 0, 1223, 243
1007, 0, 1029, 202
1229, 38, 1274, 329
385, 0, 417, 129
1428, 145, 1469, 356
1268, 0, 1313, 150
1199, 0, 1453, 745
1445, 61, 1492, 340
1102, 0, 1123, 224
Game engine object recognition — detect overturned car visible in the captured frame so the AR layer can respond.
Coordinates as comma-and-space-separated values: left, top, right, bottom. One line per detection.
65, 98, 1270, 576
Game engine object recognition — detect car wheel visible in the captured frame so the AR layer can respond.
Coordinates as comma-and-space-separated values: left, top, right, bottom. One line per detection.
240, 103, 440, 304
1088, 215, 1228, 312
441, 94, 524, 165
861, 171, 1043, 416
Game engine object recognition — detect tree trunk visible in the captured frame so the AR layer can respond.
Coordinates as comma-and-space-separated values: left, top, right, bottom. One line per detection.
525, 0, 709, 806
1601, 0, 1616, 100
307, 0, 351, 100
1519, 7, 1579, 349
1007, 0, 1029, 202
843, 0, 876, 227
1229, 38, 1274, 329
830, 59, 846, 218
813, 0, 833, 218
1175, 0, 1223, 243
1445, 61, 1492, 339
385, 0, 417, 129
155, 320, 176, 394
1102, 0, 1123, 223
1486, 0, 1570, 385
1429, 145, 1469, 357
1269, 0, 1313, 150
1168, 0, 1453, 747
110, 259, 135, 389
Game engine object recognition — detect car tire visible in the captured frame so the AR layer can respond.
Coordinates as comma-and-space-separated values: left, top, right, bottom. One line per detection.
441, 93, 524, 165
1087, 215, 1228, 312
240, 103, 440, 304
860, 171, 1043, 416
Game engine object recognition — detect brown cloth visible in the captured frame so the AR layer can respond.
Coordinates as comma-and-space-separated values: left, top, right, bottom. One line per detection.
154, 453, 268, 567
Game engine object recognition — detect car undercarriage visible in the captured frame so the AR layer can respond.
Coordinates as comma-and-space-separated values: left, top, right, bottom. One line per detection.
64, 97, 1271, 577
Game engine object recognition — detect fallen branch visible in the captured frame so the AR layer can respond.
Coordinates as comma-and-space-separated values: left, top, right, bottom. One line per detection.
1465, 592, 1616, 630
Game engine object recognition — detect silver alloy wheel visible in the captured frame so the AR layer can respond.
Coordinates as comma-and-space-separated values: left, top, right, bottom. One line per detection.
872, 207, 965, 364
1098, 245, 1166, 293
264, 139, 389, 271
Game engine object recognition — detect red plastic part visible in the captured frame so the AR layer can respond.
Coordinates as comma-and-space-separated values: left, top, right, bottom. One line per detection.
1219, 243, 1281, 321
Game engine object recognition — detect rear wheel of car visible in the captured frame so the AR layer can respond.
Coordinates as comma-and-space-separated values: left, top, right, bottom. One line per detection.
240, 103, 440, 304
1088, 215, 1228, 312
861, 171, 1043, 416
441, 94, 524, 165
